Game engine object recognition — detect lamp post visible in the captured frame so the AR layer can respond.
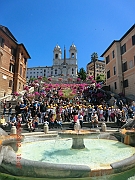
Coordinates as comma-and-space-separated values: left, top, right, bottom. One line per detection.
91, 52, 98, 80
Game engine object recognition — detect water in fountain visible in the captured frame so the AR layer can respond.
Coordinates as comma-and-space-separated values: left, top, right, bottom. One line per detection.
20, 138, 135, 168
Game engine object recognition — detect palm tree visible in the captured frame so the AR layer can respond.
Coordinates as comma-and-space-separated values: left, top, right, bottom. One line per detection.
91, 52, 98, 80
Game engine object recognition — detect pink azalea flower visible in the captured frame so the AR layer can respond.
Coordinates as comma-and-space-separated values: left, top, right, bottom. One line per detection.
48, 77, 52, 81
34, 92, 40, 96
23, 86, 29, 91
34, 80, 39, 83
38, 76, 42, 80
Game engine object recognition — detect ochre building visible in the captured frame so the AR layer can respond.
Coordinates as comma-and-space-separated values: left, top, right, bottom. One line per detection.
101, 24, 135, 97
0, 25, 30, 97
86, 59, 105, 79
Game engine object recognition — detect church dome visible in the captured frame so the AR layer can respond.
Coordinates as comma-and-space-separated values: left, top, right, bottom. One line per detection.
54, 44, 61, 52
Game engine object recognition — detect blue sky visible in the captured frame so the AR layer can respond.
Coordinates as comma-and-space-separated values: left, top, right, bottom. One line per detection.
1, 0, 135, 70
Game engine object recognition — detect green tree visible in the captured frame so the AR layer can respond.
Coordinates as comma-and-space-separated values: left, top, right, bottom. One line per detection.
42, 76, 48, 82
78, 68, 86, 81
96, 74, 105, 83
29, 77, 37, 82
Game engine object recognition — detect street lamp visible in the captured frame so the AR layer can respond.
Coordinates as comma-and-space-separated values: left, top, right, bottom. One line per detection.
91, 52, 98, 80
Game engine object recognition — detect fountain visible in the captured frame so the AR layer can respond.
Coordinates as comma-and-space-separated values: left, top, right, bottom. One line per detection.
0, 127, 135, 179
58, 129, 100, 149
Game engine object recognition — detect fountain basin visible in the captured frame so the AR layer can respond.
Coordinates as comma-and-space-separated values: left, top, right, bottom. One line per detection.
0, 133, 135, 179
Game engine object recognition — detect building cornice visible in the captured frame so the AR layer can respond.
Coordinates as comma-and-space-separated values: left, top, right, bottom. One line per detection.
101, 24, 135, 57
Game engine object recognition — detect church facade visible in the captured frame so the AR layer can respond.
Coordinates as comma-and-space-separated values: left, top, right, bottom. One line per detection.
27, 44, 78, 79
53, 44, 78, 77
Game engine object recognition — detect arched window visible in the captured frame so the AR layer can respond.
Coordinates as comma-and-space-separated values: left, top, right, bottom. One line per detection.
55, 54, 58, 59
71, 53, 74, 58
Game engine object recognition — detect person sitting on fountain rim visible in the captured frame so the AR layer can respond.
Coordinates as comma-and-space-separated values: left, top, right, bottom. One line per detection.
91, 111, 98, 128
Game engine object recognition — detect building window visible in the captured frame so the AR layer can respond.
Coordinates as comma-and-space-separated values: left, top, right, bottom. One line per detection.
129, 60, 133, 69
9, 80, 12, 87
72, 68, 74, 74
9, 63, 14, 73
24, 58, 27, 65
121, 44, 126, 55
114, 82, 117, 89
113, 66, 116, 75
123, 79, 128, 88
44, 69, 46, 72
107, 70, 110, 79
112, 50, 115, 58
132, 35, 135, 45
71, 53, 74, 58
134, 56, 135, 66
122, 62, 127, 72
0, 37, 5, 48
55, 69, 57, 75
11, 47, 16, 57
106, 55, 110, 64
55, 54, 58, 59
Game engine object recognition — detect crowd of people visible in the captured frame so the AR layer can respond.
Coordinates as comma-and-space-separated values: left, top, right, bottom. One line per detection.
0, 83, 135, 131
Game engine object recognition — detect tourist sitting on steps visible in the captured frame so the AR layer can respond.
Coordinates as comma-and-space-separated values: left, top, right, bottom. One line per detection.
8, 113, 16, 128
55, 113, 62, 129
0, 115, 8, 128
33, 114, 39, 129
91, 111, 98, 128
27, 116, 35, 132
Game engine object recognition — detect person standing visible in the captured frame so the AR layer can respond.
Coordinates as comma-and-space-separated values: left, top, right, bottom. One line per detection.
87, 105, 93, 122
78, 112, 83, 128
91, 111, 98, 128
8, 103, 12, 121
3, 102, 7, 115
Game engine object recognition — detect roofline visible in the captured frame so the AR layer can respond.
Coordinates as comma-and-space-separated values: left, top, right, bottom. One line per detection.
87, 59, 105, 66
0, 25, 31, 59
27, 66, 52, 69
0, 25, 17, 43
101, 24, 135, 57
120, 24, 135, 41
18, 43, 31, 59
101, 40, 119, 57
